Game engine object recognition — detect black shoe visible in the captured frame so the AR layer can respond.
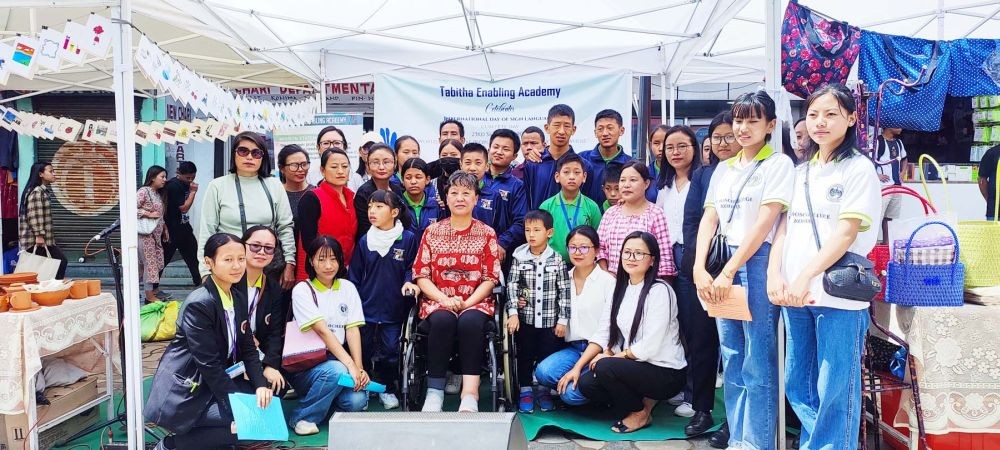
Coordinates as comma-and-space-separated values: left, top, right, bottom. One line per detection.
685, 411, 715, 436
708, 422, 730, 449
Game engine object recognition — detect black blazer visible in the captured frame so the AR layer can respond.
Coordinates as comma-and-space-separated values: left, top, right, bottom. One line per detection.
681, 164, 718, 277
246, 273, 286, 370
144, 277, 267, 434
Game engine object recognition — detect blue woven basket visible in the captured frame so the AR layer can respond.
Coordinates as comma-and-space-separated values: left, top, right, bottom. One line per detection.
886, 221, 965, 307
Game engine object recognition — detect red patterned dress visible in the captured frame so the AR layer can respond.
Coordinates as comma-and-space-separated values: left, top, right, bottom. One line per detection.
412, 218, 502, 319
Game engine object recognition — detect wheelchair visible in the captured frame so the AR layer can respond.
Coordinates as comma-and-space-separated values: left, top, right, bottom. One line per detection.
398, 286, 518, 412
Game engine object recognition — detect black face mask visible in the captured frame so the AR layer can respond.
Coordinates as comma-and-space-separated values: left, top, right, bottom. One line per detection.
427, 157, 460, 180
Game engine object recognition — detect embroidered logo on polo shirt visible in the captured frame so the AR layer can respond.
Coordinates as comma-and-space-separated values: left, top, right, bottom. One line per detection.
393, 248, 405, 261
481, 199, 493, 210
747, 173, 764, 187
429, 218, 437, 224
339, 303, 349, 316
827, 184, 845, 202
499, 190, 510, 201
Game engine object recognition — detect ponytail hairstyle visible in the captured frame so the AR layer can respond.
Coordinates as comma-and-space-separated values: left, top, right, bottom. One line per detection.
368, 189, 413, 230
803, 83, 858, 162
607, 231, 662, 349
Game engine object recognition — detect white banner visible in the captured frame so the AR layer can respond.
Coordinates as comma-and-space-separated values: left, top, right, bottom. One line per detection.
375, 70, 633, 162
272, 113, 366, 185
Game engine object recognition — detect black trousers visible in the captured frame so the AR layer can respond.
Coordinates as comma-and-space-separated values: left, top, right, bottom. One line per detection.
578, 357, 687, 417
167, 378, 254, 450
675, 268, 721, 413
29, 244, 68, 280
514, 323, 565, 389
426, 310, 490, 379
162, 223, 201, 286
361, 322, 403, 393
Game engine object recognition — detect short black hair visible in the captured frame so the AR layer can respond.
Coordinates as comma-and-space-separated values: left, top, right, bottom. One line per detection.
439, 119, 465, 137
594, 109, 623, 126
304, 235, 347, 280
566, 224, 599, 248
204, 232, 243, 260
603, 162, 623, 185
489, 128, 520, 152
401, 157, 430, 177
460, 142, 489, 160
177, 161, 197, 175
367, 143, 396, 162
277, 144, 310, 182
369, 189, 413, 230
316, 126, 348, 149
525, 209, 554, 230
556, 152, 585, 172
229, 131, 272, 178
547, 104, 575, 124
522, 126, 545, 143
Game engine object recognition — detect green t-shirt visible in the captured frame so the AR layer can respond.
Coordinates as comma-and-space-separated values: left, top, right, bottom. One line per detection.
539, 192, 603, 261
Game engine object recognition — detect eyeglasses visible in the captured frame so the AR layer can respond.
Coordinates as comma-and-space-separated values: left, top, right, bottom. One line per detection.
236, 146, 265, 160
247, 243, 276, 255
710, 135, 737, 145
370, 159, 395, 168
567, 245, 593, 255
622, 250, 652, 261
282, 162, 310, 171
319, 140, 345, 149
664, 143, 691, 153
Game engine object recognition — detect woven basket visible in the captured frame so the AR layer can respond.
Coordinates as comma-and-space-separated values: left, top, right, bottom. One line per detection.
886, 221, 964, 307
868, 185, 936, 301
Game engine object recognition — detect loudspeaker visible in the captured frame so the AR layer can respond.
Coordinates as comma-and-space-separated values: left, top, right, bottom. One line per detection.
327, 412, 527, 450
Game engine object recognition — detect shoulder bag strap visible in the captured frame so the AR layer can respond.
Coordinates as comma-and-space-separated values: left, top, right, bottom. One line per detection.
233, 175, 248, 234
307, 282, 319, 306
723, 160, 765, 229
258, 176, 277, 229
803, 163, 823, 251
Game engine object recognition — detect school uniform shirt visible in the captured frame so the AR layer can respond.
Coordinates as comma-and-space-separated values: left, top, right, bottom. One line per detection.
404, 185, 442, 239
597, 203, 676, 276
354, 179, 405, 239
646, 162, 660, 202
473, 175, 527, 254
538, 192, 603, 261
506, 245, 571, 328
292, 279, 365, 345
566, 267, 616, 343
523, 146, 588, 209
782, 151, 882, 311
347, 230, 419, 324
704, 144, 795, 247
656, 181, 690, 247
589, 281, 686, 369
579, 145, 632, 206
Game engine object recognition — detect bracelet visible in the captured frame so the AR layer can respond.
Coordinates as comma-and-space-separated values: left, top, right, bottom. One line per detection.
721, 269, 734, 280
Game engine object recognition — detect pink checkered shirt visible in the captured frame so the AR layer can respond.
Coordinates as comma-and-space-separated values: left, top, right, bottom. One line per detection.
597, 203, 676, 276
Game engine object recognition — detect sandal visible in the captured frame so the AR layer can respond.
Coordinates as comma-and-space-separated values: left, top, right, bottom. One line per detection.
611, 418, 652, 434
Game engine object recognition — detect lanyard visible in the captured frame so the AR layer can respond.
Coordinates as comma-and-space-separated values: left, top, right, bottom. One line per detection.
224, 308, 237, 360
558, 195, 582, 230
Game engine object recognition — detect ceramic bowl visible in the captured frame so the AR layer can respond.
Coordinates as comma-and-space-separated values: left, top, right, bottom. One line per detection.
10, 291, 32, 310
31, 288, 70, 307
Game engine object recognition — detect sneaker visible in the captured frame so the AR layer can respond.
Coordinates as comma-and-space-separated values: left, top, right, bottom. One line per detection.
536, 390, 555, 412
421, 388, 444, 412
518, 390, 535, 413
445, 373, 462, 394
379, 392, 400, 410
674, 402, 696, 418
459, 394, 479, 412
668, 392, 685, 406
716, 373, 724, 388
155, 290, 175, 300
293, 420, 319, 436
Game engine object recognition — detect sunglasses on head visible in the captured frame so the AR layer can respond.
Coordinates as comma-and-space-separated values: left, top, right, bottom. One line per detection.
236, 146, 265, 160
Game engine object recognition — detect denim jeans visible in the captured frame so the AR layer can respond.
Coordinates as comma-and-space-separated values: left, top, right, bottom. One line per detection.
288, 359, 368, 425
784, 306, 869, 450
718, 243, 778, 450
534, 340, 590, 406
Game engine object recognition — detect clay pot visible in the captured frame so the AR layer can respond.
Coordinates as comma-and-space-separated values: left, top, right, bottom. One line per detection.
32, 288, 70, 307
69, 281, 89, 299
0, 294, 9, 312
10, 291, 32, 310
86, 280, 101, 296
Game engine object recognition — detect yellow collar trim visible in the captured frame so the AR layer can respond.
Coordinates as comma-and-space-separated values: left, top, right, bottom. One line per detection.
728, 144, 775, 167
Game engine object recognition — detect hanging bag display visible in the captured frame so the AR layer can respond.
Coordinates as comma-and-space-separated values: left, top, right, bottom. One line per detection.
15, 246, 61, 281
706, 161, 763, 277
780, 0, 861, 99
885, 221, 965, 307
281, 282, 328, 372
867, 185, 937, 301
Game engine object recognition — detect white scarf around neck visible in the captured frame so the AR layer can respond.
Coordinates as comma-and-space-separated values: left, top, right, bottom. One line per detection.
367, 220, 403, 257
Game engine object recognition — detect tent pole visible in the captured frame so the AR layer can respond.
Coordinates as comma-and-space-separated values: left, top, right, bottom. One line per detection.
112, 1, 145, 448
669, 77, 676, 126
660, 73, 667, 125
319, 50, 328, 113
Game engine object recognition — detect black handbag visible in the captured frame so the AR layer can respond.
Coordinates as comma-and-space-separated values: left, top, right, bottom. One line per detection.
706, 161, 763, 277
804, 163, 882, 302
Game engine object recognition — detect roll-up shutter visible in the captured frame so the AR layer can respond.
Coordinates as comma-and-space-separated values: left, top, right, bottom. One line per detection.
31, 94, 142, 258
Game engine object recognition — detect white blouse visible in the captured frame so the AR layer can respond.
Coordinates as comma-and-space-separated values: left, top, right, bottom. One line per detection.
566, 267, 616, 343
657, 181, 690, 246
590, 281, 686, 369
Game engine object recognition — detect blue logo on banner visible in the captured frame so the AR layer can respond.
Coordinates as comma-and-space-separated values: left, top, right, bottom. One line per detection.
380, 128, 398, 148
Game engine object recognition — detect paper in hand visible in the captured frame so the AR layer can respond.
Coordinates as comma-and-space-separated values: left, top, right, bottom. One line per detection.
702, 286, 752, 321
228, 393, 289, 442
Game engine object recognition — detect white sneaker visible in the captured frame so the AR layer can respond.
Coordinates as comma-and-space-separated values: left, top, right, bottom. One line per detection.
445, 373, 462, 394
668, 392, 685, 406
293, 420, 319, 436
674, 402, 696, 417
716, 374, 724, 388
421, 388, 444, 412
458, 394, 479, 412
380, 392, 400, 410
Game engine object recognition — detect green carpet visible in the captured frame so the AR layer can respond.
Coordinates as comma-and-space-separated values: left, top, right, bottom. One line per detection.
518, 391, 726, 442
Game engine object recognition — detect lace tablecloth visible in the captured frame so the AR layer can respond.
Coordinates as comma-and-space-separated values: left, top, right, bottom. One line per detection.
0, 293, 118, 414
891, 304, 1000, 434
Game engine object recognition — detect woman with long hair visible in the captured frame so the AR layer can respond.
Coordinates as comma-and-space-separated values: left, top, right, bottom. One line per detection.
139, 165, 170, 303
18, 161, 68, 278
277, 144, 313, 224
655, 125, 701, 273
241, 225, 288, 395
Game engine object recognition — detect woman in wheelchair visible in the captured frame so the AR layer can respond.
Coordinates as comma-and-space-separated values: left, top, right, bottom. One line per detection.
412, 171, 503, 413
562, 231, 687, 433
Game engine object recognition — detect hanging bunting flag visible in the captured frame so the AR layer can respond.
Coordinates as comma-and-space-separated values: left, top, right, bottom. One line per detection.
55, 117, 82, 141
135, 122, 151, 145
9, 36, 41, 79
59, 21, 88, 65
36, 27, 64, 71
82, 14, 112, 58
0, 42, 13, 85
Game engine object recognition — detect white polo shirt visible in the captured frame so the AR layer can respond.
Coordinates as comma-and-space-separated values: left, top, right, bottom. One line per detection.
781, 151, 882, 311
704, 145, 795, 246
292, 278, 365, 344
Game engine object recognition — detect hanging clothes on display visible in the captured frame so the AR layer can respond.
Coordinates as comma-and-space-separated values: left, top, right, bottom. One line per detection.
949, 38, 1000, 96
859, 31, 952, 132
780, 0, 861, 99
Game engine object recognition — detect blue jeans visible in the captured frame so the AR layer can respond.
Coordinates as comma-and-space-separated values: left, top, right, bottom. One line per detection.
718, 243, 778, 450
784, 306, 869, 450
534, 340, 590, 406
288, 359, 368, 425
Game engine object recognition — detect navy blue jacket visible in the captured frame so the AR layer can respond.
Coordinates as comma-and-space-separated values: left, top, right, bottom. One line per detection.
474, 171, 527, 253
579, 145, 632, 206
523, 146, 585, 209
348, 230, 419, 324
680, 164, 717, 277
405, 185, 443, 239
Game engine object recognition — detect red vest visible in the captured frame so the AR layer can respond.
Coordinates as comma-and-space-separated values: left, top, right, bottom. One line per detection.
296, 183, 357, 280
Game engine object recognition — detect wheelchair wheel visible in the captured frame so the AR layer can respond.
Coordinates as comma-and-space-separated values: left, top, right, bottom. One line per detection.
399, 305, 425, 411
500, 309, 518, 412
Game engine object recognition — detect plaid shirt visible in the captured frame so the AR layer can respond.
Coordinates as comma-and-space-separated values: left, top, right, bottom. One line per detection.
19, 185, 54, 249
506, 245, 571, 328
597, 203, 677, 276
